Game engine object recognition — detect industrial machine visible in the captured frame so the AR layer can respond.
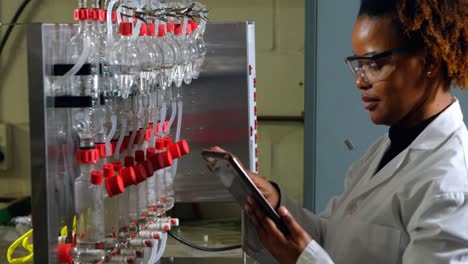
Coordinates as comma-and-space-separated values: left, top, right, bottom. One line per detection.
25, 1, 257, 263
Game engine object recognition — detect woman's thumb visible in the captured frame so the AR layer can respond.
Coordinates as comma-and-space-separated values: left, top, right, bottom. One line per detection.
278, 206, 302, 236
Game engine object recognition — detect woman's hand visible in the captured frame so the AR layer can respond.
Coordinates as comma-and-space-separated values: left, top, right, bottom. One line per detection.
245, 198, 313, 264
206, 146, 280, 209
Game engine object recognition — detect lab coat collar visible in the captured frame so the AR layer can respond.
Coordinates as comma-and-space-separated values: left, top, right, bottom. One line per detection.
409, 98, 463, 150
348, 98, 463, 201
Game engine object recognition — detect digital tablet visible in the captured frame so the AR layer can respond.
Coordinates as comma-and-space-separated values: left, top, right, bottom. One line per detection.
201, 150, 289, 236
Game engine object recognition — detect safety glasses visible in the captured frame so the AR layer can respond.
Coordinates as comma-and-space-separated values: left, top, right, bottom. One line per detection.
345, 48, 410, 85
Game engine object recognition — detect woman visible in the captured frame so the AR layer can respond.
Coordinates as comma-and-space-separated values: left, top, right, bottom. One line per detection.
236, 0, 468, 263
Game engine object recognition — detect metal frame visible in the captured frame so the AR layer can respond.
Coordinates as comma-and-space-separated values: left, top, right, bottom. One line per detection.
304, 0, 318, 213
27, 23, 53, 264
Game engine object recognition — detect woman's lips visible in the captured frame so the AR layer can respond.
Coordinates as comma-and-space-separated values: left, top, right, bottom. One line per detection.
361, 94, 380, 110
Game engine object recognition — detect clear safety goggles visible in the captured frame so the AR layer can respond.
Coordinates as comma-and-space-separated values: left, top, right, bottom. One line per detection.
345, 48, 409, 85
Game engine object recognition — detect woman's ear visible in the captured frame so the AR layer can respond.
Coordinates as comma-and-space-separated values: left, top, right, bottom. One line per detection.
424, 53, 442, 79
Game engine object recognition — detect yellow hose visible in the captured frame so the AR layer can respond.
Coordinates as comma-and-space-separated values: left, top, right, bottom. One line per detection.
7, 229, 33, 264
8, 216, 77, 263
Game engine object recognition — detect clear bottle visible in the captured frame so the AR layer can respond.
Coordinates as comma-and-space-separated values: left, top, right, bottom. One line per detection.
172, 23, 192, 87
145, 23, 164, 94
67, 3, 99, 103
183, 23, 198, 85
166, 22, 185, 88
192, 20, 207, 79
154, 23, 176, 90
73, 168, 106, 263
136, 23, 160, 95
108, 22, 142, 99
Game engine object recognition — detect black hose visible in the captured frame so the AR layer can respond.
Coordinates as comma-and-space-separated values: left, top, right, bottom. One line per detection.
167, 230, 242, 252
0, 0, 32, 56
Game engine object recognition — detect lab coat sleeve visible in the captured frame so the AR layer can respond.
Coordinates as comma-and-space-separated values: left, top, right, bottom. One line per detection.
297, 240, 334, 264
403, 192, 468, 263
243, 157, 365, 263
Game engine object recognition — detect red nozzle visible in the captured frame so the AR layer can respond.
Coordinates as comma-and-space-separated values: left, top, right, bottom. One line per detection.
163, 136, 172, 147
124, 156, 135, 167
121, 166, 137, 187
155, 139, 165, 150
177, 140, 190, 156
103, 163, 114, 178
90, 170, 103, 185
113, 160, 123, 175
146, 148, 156, 158
143, 160, 154, 176
105, 175, 125, 197
135, 150, 145, 163
58, 243, 73, 264
134, 163, 148, 184
168, 143, 182, 159
150, 151, 173, 170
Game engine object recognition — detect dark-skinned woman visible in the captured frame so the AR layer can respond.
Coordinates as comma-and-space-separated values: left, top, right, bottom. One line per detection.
236, 0, 468, 263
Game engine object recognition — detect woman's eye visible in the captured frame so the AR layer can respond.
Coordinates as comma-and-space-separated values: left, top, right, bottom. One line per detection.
368, 62, 382, 71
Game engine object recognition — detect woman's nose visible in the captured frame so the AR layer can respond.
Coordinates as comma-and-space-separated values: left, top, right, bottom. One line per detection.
356, 74, 371, 90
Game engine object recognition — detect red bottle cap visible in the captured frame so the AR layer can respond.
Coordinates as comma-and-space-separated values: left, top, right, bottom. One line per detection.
76, 149, 100, 164
124, 156, 135, 167
90, 170, 103, 185
177, 140, 190, 156
155, 139, 165, 150
103, 163, 114, 178
158, 24, 166, 37
90, 9, 100, 21
134, 130, 143, 145
144, 127, 152, 141
189, 20, 199, 31
99, 9, 107, 21
147, 23, 156, 36
95, 143, 113, 157
113, 160, 123, 174
163, 121, 169, 133
166, 22, 175, 33
111, 11, 118, 23
135, 150, 145, 163
150, 151, 173, 170
174, 23, 192, 35
146, 148, 156, 158
143, 160, 154, 176
121, 166, 137, 187
111, 140, 118, 152
163, 136, 172, 147
168, 143, 182, 159
119, 22, 133, 36
139, 23, 148, 36
105, 175, 125, 197
74, 8, 88, 21
123, 136, 130, 152
58, 243, 73, 264
134, 163, 148, 184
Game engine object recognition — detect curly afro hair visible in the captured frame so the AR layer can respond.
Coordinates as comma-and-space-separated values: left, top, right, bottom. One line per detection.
359, 0, 468, 89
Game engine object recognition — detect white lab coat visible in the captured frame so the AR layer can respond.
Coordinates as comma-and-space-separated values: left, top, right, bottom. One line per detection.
244, 99, 468, 263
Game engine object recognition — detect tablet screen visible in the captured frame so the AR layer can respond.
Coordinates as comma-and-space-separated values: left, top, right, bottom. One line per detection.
202, 150, 289, 235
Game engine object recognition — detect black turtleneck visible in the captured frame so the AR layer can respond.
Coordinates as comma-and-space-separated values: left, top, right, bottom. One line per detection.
376, 113, 441, 173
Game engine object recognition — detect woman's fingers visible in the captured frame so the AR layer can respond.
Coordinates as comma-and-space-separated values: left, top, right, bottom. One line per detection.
278, 206, 313, 248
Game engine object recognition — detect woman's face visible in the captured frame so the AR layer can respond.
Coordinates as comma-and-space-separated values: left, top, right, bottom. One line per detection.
351, 15, 427, 126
